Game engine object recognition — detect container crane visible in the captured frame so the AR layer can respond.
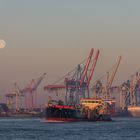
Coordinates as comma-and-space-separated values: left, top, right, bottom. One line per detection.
5, 83, 25, 111
77, 49, 100, 100
14, 82, 24, 111
105, 56, 121, 99
79, 48, 94, 87
119, 70, 140, 111
32, 73, 46, 108
87, 49, 100, 87
20, 73, 46, 110
44, 48, 100, 105
5, 92, 16, 110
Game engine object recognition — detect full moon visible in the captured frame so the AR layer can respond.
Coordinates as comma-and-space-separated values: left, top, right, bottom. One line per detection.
0, 40, 6, 48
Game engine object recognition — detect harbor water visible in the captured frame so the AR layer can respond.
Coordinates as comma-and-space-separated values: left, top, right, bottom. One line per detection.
0, 117, 140, 140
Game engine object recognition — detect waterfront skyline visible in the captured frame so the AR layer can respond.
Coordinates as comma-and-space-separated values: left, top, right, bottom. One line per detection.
0, 0, 140, 104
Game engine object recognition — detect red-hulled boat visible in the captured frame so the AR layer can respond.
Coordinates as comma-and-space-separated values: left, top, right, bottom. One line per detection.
44, 100, 81, 122
43, 99, 112, 122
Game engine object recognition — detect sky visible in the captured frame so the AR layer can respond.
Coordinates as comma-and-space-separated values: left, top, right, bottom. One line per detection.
0, 0, 140, 105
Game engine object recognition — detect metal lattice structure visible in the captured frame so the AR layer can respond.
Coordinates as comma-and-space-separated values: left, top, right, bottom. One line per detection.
120, 70, 140, 110
44, 48, 100, 106
93, 56, 121, 100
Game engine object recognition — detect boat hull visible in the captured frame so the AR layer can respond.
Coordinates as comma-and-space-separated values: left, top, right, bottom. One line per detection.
44, 105, 112, 122
44, 117, 81, 122
45, 105, 81, 122
128, 107, 140, 117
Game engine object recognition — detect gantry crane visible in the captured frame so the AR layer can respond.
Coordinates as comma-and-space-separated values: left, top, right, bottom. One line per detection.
5, 73, 46, 111
105, 56, 122, 99
44, 48, 100, 105
119, 70, 140, 110
20, 73, 46, 110
5, 92, 16, 110
92, 56, 121, 115
5, 83, 25, 111
93, 56, 121, 100
32, 73, 46, 108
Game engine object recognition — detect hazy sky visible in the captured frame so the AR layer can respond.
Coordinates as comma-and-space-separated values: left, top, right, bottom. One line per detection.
0, 0, 140, 104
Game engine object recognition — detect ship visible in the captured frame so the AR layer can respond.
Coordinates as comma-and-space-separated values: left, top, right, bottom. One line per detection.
128, 106, 140, 117
44, 98, 112, 122
44, 100, 81, 122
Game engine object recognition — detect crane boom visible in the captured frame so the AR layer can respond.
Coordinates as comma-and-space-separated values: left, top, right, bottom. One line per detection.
19, 73, 46, 109
33, 73, 46, 91
87, 49, 100, 86
107, 56, 121, 88
80, 48, 94, 86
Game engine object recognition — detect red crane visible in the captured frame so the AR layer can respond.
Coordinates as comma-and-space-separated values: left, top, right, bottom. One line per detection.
44, 48, 100, 105
79, 48, 94, 87
21, 73, 46, 110
87, 50, 100, 86
105, 56, 122, 99
20, 79, 35, 110
32, 73, 46, 108
78, 49, 99, 98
